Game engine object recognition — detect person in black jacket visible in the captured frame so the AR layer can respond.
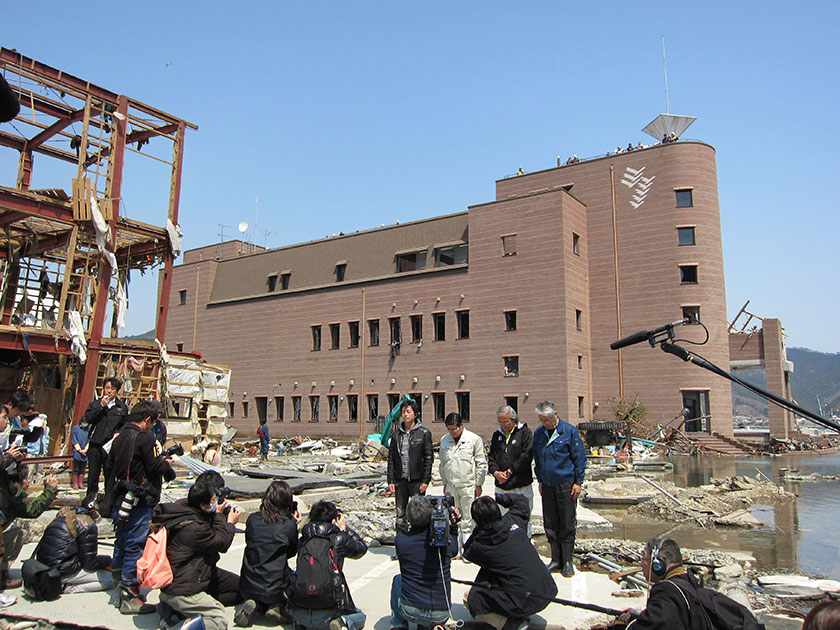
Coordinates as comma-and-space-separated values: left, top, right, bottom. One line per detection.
234, 480, 301, 627
155, 470, 241, 630
463, 493, 557, 630
386, 399, 433, 532
487, 406, 534, 536
289, 500, 368, 630
390, 495, 458, 630
103, 399, 175, 615
35, 501, 112, 593
82, 377, 129, 506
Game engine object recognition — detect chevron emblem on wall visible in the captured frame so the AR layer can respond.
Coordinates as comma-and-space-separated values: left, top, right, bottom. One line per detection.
620, 166, 656, 209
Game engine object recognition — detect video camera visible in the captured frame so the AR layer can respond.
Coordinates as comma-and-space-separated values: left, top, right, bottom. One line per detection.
428, 495, 459, 547
164, 444, 185, 457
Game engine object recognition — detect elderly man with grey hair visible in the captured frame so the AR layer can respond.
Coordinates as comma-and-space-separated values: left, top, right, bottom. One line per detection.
532, 400, 586, 577
487, 405, 534, 537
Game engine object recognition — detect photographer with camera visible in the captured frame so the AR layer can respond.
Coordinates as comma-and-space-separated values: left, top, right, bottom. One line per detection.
462, 493, 557, 630
82, 377, 129, 506
102, 399, 175, 614
154, 470, 242, 630
390, 495, 459, 630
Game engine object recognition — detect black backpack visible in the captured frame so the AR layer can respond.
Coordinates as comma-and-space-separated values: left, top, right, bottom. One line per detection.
22, 558, 62, 601
293, 533, 343, 610
669, 577, 766, 630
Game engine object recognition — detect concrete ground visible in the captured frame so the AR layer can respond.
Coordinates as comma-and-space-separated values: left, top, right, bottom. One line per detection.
1, 478, 635, 630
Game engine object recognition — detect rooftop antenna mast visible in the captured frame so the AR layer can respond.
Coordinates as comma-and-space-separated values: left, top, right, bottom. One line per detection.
254, 191, 259, 254
662, 36, 670, 114
218, 224, 231, 259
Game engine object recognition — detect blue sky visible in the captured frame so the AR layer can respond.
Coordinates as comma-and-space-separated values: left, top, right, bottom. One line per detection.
3, 2, 838, 351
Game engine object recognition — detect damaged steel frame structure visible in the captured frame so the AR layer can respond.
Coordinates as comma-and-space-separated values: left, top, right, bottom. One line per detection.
0, 48, 196, 454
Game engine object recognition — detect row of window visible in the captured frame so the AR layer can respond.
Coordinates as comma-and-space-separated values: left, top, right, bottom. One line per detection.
231, 391, 471, 423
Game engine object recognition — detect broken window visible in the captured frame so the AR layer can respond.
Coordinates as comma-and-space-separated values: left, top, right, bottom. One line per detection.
367, 394, 378, 422
456, 391, 470, 421
573, 232, 581, 255
504, 310, 517, 331
682, 305, 701, 323
280, 272, 291, 290
501, 234, 517, 257
675, 189, 694, 207
456, 310, 469, 339
504, 355, 519, 377
310, 396, 319, 422
577, 354, 584, 369
330, 323, 340, 349
575, 309, 583, 331
312, 325, 322, 351
435, 243, 468, 267
275, 396, 284, 421
387, 393, 401, 414
255, 396, 268, 423
292, 396, 302, 422
433, 312, 445, 341
578, 396, 585, 418
176, 343, 184, 352
433, 392, 445, 422
368, 319, 380, 346
242, 401, 249, 418
680, 265, 699, 284
410, 314, 422, 344
335, 262, 346, 282
267, 274, 278, 292
504, 395, 518, 414
348, 321, 360, 348
179, 289, 187, 305
347, 394, 358, 422
229, 402, 235, 419
389, 317, 401, 354
169, 396, 192, 419
396, 251, 427, 273
328, 395, 339, 422
677, 226, 696, 246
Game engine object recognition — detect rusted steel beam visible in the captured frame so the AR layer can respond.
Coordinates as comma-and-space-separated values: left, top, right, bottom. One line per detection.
0, 329, 72, 354
0, 188, 74, 223
27, 108, 86, 149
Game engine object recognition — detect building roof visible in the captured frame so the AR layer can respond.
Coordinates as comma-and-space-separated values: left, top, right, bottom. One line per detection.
206, 211, 469, 304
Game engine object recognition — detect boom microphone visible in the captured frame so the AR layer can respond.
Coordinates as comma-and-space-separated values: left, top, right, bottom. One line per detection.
610, 318, 690, 350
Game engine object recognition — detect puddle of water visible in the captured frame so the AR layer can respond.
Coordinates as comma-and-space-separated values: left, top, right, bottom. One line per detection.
579, 452, 840, 578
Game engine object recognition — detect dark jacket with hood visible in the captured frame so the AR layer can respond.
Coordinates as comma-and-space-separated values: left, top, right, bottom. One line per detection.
386, 421, 433, 484
83, 397, 129, 446
463, 493, 558, 619
239, 510, 298, 604
295, 520, 367, 612
105, 422, 175, 510
488, 422, 534, 490
35, 507, 110, 576
153, 498, 237, 597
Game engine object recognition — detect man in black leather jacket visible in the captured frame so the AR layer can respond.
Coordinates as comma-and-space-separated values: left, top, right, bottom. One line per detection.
82, 377, 129, 505
35, 501, 112, 593
386, 399, 433, 532
289, 500, 368, 630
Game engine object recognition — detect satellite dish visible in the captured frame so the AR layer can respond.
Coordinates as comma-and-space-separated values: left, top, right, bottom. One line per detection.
238, 221, 248, 233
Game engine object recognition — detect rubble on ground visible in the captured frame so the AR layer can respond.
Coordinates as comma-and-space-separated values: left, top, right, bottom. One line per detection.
628, 475, 795, 527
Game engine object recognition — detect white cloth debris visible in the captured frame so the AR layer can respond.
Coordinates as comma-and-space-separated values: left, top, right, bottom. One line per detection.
90, 194, 117, 270
115, 279, 127, 330
67, 310, 87, 363
166, 219, 183, 258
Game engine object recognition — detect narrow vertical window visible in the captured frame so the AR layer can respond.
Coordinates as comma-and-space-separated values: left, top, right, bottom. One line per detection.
312, 325, 322, 351
179, 289, 187, 305
410, 314, 423, 344
368, 319, 380, 346
504, 310, 517, 331
267, 274, 278, 292
367, 394, 379, 422
432, 393, 446, 422
309, 396, 319, 422
348, 321, 360, 348
275, 396, 284, 421
578, 396, 585, 418
575, 309, 583, 331
280, 272, 291, 290
504, 356, 519, 377
347, 394, 358, 423
330, 323, 340, 349
572, 232, 581, 256
456, 391, 470, 421
501, 234, 517, 257
433, 312, 446, 341
292, 396, 301, 422
456, 310, 469, 339
335, 262, 347, 282
242, 401, 249, 418
328, 395, 339, 422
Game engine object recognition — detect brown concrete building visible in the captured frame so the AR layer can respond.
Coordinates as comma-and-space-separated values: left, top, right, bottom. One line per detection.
166, 140, 733, 440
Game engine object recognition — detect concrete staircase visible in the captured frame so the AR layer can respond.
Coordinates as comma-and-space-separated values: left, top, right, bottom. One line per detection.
690, 432, 756, 456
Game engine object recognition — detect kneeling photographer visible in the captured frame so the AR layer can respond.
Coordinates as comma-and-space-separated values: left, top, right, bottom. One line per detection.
102, 400, 175, 614
462, 493, 557, 630
390, 495, 460, 630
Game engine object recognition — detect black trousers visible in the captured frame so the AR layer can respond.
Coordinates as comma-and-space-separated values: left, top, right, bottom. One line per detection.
84, 443, 108, 502
394, 479, 423, 532
208, 567, 241, 607
541, 482, 577, 545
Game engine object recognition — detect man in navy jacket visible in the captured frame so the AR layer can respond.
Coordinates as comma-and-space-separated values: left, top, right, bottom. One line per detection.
532, 400, 586, 577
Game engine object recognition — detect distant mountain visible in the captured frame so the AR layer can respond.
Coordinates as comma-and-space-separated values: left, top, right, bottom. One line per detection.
121, 328, 156, 342
732, 347, 840, 418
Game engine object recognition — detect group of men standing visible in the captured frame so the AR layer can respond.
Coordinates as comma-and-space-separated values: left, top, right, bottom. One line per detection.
386, 398, 587, 576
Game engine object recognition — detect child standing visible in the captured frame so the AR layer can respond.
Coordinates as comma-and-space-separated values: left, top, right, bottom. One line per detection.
257, 418, 270, 461
71, 419, 91, 489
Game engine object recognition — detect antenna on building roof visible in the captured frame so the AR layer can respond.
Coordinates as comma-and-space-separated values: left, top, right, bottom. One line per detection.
662, 36, 670, 114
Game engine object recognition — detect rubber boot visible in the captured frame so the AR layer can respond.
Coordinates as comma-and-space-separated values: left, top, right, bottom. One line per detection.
119, 584, 156, 615
561, 542, 575, 577
545, 539, 562, 573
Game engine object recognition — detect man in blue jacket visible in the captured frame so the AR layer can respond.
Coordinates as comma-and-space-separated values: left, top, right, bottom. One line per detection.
532, 400, 586, 577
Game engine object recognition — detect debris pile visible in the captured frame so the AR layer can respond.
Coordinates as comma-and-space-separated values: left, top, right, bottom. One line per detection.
629, 475, 794, 527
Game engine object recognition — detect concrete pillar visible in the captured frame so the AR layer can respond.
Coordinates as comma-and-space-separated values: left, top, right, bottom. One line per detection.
763, 318, 793, 439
